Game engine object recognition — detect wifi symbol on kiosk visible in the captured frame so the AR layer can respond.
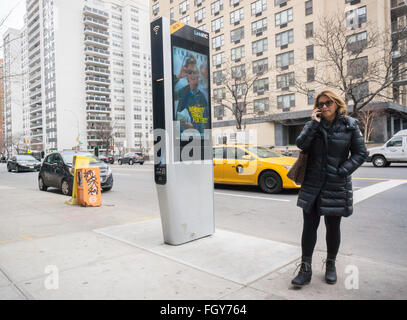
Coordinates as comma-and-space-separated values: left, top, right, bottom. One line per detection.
153, 25, 160, 35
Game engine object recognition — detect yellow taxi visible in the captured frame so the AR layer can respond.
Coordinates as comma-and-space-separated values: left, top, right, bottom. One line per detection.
213, 145, 300, 194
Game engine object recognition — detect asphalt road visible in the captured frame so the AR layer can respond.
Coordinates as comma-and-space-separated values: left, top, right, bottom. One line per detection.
0, 162, 406, 269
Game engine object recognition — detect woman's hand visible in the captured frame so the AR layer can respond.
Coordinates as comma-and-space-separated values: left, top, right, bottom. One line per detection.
311, 108, 322, 123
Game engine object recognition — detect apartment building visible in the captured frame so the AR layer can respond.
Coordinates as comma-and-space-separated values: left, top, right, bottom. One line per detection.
3, 0, 153, 155
0, 59, 4, 154
151, 0, 407, 145
2, 28, 24, 153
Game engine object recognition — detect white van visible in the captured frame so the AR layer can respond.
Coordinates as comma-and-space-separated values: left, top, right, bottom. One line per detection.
367, 129, 407, 167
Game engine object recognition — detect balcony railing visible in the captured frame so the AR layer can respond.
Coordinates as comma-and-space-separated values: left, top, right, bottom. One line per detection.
85, 76, 111, 84
86, 85, 111, 93
30, 97, 42, 105
84, 26, 109, 37
84, 36, 109, 46
85, 46, 110, 56
84, 16, 109, 28
29, 89, 41, 98
83, 6, 109, 19
86, 95, 111, 103
30, 105, 42, 113
85, 66, 110, 74
86, 105, 111, 112
85, 56, 109, 66
86, 116, 112, 122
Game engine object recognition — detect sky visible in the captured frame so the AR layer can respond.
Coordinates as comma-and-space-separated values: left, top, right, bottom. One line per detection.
0, 0, 26, 59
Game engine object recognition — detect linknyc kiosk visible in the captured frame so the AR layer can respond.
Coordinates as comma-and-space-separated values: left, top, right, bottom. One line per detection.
151, 17, 215, 245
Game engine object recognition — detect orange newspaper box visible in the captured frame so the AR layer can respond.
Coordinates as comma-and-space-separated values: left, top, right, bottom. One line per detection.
76, 167, 102, 207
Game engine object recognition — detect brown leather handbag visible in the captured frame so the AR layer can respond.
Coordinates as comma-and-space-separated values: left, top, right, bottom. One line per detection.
287, 151, 308, 185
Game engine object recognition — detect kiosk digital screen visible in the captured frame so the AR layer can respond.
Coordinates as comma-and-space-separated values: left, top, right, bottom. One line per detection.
172, 46, 210, 139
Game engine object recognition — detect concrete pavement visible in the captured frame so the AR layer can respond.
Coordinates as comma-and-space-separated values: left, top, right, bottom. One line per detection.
0, 164, 407, 300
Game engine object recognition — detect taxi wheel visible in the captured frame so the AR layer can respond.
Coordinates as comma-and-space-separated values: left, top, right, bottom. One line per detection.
259, 171, 282, 194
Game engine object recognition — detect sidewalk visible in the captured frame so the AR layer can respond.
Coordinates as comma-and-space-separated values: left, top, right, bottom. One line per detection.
1, 212, 406, 299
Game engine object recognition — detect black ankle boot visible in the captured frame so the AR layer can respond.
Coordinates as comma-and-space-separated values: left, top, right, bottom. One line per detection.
291, 257, 312, 288
324, 258, 337, 284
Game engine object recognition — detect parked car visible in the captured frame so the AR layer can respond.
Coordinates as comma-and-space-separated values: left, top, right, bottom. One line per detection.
98, 154, 114, 164
366, 129, 407, 167
7, 155, 41, 172
0, 155, 7, 163
38, 150, 113, 196
117, 152, 145, 165
213, 145, 300, 194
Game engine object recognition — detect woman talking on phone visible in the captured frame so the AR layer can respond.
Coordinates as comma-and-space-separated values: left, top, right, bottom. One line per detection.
291, 90, 368, 288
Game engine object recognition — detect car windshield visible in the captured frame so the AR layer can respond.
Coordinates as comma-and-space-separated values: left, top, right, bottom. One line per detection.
61, 152, 100, 165
246, 147, 281, 158
16, 155, 37, 161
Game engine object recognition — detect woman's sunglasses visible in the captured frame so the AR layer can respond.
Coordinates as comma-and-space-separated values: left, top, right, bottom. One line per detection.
317, 100, 334, 108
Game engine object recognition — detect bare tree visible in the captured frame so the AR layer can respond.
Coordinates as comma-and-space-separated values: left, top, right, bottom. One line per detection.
91, 121, 114, 153
292, 14, 406, 118
213, 60, 262, 130
357, 107, 385, 143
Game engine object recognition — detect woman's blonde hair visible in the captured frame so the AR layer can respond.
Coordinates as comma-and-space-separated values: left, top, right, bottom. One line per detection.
313, 90, 347, 115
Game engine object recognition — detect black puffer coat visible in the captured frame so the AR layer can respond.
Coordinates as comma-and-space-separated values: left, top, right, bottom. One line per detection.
296, 114, 368, 217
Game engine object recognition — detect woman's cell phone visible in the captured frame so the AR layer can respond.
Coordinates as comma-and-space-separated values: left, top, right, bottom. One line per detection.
316, 108, 322, 118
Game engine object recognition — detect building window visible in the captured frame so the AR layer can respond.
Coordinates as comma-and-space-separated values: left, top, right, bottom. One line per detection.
252, 18, 267, 35
197, 24, 207, 31
305, 0, 313, 15
213, 70, 225, 84
349, 81, 369, 101
152, 3, 159, 15
179, 0, 190, 14
275, 0, 287, 5
277, 93, 295, 109
231, 45, 245, 61
170, 8, 174, 18
211, 16, 224, 32
214, 87, 226, 100
231, 64, 245, 78
213, 51, 225, 66
230, 0, 240, 6
305, 22, 313, 38
254, 98, 269, 113
180, 15, 190, 25
276, 51, 294, 68
194, 8, 206, 22
211, 0, 223, 15
347, 31, 367, 52
231, 26, 244, 42
275, 8, 293, 26
308, 90, 315, 105
212, 34, 224, 49
230, 7, 244, 24
253, 78, 269, 93
214, 105, 226, 118
232, 84, 247, 98
346, 5, 366, 28
306, 45, 314, 60
347, 56, 368, 78
307, 67, 315, 82
253, 58, 268, 74
252, 38, 268, 55
275, 29, 294, 47
276, 72, 294, 89
195, 0, 204, 6
251, 0, 267, 16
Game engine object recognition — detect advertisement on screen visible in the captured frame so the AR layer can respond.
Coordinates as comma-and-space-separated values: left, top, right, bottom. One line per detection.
172, 46, 210, 140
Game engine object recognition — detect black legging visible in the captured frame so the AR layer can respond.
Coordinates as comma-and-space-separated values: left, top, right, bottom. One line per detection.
301, 196, 342, 259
